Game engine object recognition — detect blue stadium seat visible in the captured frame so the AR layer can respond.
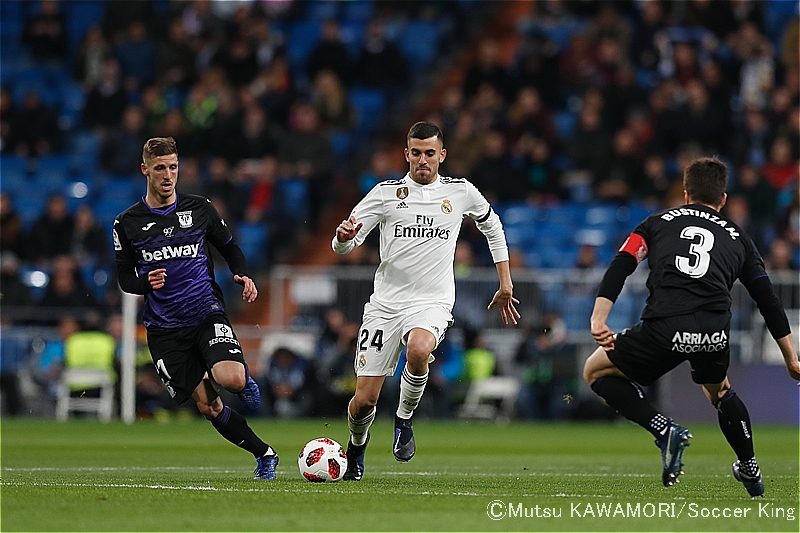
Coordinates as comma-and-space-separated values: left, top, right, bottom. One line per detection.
14, 195, 47, 225
273, 179, 309, 222
59, 82, 86, 131
328, 130, 352, 157
236, 223, 270, 269
349, 87, 386, 135
65, 1, 106, 51
305, 1, 339, 20
563, 294, 594, 331
398, 21, 440, 66
501, 205, 537, 226
342, 1, 374, 22
553, 111, 578, 141
286, 21, 321, 69
339, 20, 365, 57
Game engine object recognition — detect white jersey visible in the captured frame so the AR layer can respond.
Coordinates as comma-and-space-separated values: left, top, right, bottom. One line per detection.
332, 173, 509, 312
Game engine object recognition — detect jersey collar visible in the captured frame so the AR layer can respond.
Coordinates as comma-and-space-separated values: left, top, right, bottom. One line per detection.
405, 172, 441, 189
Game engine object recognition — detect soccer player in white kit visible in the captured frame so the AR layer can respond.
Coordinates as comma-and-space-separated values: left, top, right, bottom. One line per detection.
332, 122, 520, 480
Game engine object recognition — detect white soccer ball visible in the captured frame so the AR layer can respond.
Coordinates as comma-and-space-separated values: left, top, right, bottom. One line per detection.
298, 438, 348, 482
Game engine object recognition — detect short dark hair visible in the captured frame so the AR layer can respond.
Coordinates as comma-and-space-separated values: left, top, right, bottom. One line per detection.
407, 121, 443, 145
683, 156, 727, 206
142, 137, 178, 163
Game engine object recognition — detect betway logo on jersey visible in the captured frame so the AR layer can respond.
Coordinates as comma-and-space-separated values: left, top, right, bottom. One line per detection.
671, 330, 728, 352
141, 243, 200, 262
660, 208, 740, 240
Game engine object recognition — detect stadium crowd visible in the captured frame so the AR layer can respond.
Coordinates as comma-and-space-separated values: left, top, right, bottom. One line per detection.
0, 0, 798, 419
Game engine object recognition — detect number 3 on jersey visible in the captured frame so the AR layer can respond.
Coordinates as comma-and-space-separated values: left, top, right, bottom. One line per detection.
359, 328, 384, 352
675, 226, 714, 278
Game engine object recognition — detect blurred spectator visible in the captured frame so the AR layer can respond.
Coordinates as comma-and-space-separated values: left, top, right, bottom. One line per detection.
569, 104, 612, 179
307, 19, 352, 84
212, 34, 258, 88
357, 146, 403, 195
311, 70, 355, 130
100, 106, 147, 175
575, 244, 600, 270
37, 255, 98, 320
70, 205, 108, 265
464, 39, 513, 101
262, 347, 311, 418
765, 238, 795, 271
761, 136, 798, 192
62, 312, 117, 401
234, 103, 281, 160
157, 18, 198, 90
114, 21, 158, 90
248, 13, 285, 69
353, 19, 408, 89
205, 157, 241, 216
0, 194, 25, 259
27, 195, 73, 263
638, 154, 673, 205
12, 93, 61, 157
0, 253, 31, 309
278, 103, 334, 224
0, 318, 28, 415
462, 328, 496, 382
73, 25, 113, 88
84, 58, 129, 131
32, 316, 79, 402
731, 108, 772, 167
22, 0, 68, 62
470, 129, 523, 202
245, 156, 278, 217
514, 314, 572, 419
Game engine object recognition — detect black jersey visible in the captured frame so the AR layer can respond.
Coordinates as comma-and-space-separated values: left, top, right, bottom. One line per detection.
114, 194, 236, 329
620, 203, 767, 319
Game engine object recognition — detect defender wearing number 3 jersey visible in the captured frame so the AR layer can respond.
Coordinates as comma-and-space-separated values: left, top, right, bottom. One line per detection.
583, 157, 799, 497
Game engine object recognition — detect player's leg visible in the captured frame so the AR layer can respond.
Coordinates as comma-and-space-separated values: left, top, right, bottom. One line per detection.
343, 307, 403, 480
193, 376, 279, 480
701, 379, 763, 497
583, 346, 673, 441
584, 323, 692, 486
390, 327, 436, 462
204, 318, 261, 412
342, 375, 384, 481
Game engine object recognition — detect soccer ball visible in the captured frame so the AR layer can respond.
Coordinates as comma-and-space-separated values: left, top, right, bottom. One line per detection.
298, 438, 348, 482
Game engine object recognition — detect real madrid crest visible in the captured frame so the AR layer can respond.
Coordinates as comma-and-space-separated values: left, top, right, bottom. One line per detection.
396, 187, 409, 200
358, 352, 367, 368
177, 210, 193, 228
441, 199, 452, 214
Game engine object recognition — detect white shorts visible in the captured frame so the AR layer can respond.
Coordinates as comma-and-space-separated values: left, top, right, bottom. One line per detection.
354, 303, 454, 377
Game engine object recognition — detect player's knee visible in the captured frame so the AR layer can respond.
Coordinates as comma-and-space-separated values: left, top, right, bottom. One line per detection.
197, 400, 222, 418
225, 373, 246, 392
352, 390, 379, 410
582, 360, 599, 386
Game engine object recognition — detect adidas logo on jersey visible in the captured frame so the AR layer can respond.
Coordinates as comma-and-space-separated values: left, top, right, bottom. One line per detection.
141, 243, 200, 262
396, 201, 408, 209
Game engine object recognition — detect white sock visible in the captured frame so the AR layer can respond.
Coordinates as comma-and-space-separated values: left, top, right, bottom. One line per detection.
396, 366, 428, 419
347, 401, 375, 446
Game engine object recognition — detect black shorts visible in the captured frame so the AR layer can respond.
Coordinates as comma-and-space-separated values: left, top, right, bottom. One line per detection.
608, 311, 731, 386
147, 314, 246, 405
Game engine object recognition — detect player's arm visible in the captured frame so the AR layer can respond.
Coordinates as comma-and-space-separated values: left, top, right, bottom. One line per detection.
740, 246, 799, 380
487, 260, 520, 326
332, 186, 382, 254
206, 200, 257, 303
592, 231, 647, 350
114, 219, 164, 294
464, 181, 520, 325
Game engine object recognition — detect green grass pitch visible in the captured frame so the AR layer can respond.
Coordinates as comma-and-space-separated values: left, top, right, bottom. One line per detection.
1, 418, 797, 531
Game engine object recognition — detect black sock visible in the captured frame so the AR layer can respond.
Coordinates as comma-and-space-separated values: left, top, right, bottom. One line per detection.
713, 389, 756, 470
591, 376, 667, 440
209, 405, 270, 458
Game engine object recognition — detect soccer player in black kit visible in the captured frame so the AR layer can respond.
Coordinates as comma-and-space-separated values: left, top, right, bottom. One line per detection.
114, 137, 279, 480
583, 157, 799, 497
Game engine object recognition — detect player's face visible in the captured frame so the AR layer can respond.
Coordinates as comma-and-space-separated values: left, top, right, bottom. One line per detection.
405, 136, 446, 185
142, 154, 179, 205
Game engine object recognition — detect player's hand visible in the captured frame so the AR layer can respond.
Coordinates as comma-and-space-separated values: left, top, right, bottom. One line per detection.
591, 321, 616, 351
234, 274, 258, 303
786, 359, 800, 382
147, 268, 167, 290
487, 288, 520, 326
336, 215, 362, 242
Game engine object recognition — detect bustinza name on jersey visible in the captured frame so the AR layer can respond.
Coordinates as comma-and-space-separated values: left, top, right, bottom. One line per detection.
141, 243, 200, 262
659, 208, 740, 240
393, 215, 451, 240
